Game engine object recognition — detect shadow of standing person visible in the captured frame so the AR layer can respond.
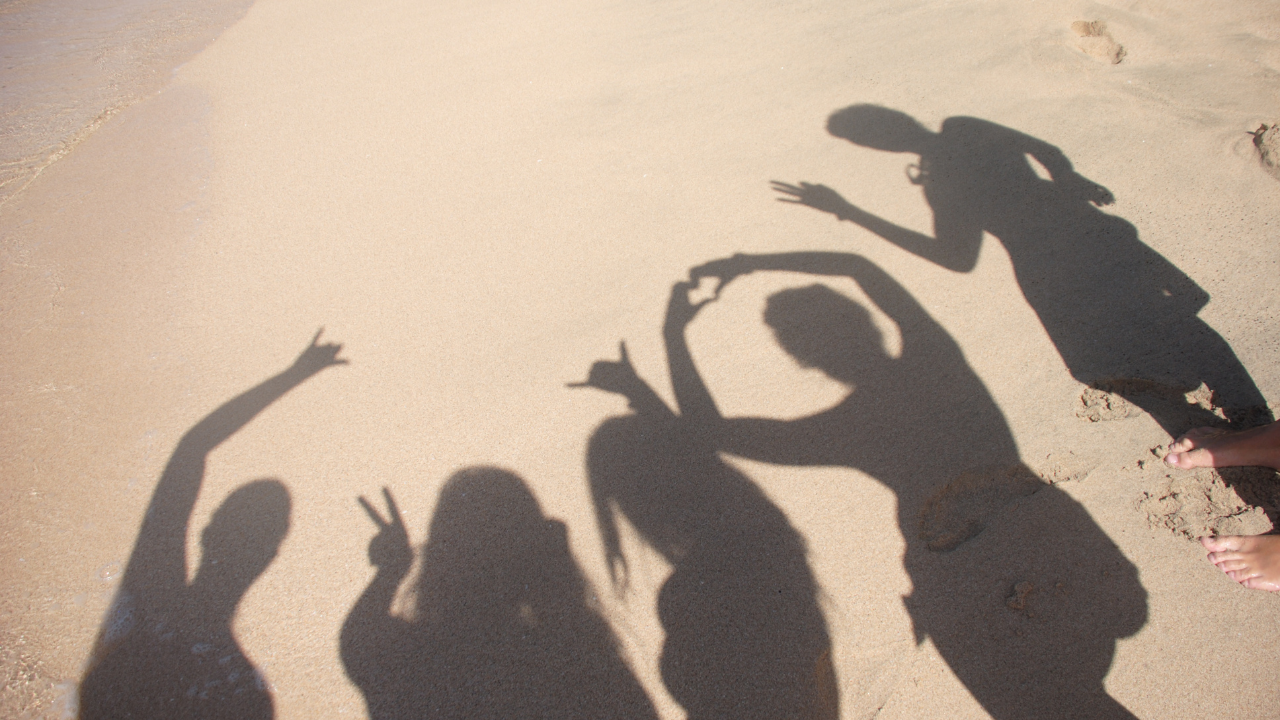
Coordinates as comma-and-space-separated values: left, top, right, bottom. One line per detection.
573, 347, 839, 719
341, 467, 658, 720
683, 253, 1147, 718
773, 104, 1271, 435
79, 330, 346, 719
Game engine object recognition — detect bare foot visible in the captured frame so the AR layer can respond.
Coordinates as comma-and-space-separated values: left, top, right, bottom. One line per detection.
1201, 535, 1280, 592
1164, 421, 1280, 470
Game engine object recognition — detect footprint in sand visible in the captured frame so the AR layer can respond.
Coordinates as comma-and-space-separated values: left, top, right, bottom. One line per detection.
918, 465, 1046, 552
1039, 450, 1097, 485
1077, 384, 1147, 422
1071, 20, 1126, 65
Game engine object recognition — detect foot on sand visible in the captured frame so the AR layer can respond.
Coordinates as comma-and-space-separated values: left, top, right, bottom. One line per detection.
1201, 535, 1280, 592
1164, 421, 1280, 470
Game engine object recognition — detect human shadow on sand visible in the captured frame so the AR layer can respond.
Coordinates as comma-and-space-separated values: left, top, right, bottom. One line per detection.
572, 332, 840, 716
773, 105, 1271, 436
341, 467, 658, 720
79, 330, 346, 720
585, 253, 1146, 718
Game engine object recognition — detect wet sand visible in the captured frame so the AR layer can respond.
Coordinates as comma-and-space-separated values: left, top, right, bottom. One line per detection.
0, 0, 254, 204
2, 0, 1279, 717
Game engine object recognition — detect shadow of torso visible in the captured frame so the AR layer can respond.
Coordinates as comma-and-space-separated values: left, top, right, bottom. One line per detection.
922, 117, 1250, 411
79, 587, 272, 720
712, 262, 1148, 718
588, 413, 837, 720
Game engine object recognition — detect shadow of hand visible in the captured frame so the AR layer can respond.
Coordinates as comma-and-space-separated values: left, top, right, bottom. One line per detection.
292, 328, 349, 375
568, 342, 644, 398
772, 181, 854, 218
358, 488, 412, 577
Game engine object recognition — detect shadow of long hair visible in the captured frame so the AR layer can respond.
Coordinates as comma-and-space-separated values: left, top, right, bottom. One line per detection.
587, 412, 838, 720
342, 466, 658, 720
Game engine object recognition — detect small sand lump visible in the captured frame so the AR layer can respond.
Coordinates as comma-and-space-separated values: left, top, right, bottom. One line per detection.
1072, 20, 1126, 64
1253, 123, 1280, 181
1006, 581, 1035, 613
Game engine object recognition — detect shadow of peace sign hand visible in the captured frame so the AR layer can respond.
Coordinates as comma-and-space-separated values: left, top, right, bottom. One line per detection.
358, 488, 412, 577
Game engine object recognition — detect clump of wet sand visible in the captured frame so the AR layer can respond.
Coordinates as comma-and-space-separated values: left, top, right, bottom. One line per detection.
1138, 459, 1280, 540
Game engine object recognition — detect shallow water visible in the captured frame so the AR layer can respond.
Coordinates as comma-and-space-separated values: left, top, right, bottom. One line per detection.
0, 0, 252, 205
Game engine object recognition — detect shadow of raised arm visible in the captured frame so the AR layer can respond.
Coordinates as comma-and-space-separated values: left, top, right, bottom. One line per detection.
771, 181, 981, 272
127, 329, 346, 594
690, 251, 931, 329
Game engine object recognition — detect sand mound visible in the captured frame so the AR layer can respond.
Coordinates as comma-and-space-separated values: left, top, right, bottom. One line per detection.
1138, 463, 1280, 539
1254, 123, 1280, 181
1076, 380, 1272, 429
1077, 380, 1223, 423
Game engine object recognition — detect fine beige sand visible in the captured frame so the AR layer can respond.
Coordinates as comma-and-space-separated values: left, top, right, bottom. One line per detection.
2, 0, 1279, 718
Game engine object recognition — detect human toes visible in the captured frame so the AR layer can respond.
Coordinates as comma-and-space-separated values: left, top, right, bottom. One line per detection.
1211, 557, 1250, 572
1241, 576, 1280, 592
1227, 566, 1263, 583
1166, 447, 1214, 468
1201, 536, 1245, 553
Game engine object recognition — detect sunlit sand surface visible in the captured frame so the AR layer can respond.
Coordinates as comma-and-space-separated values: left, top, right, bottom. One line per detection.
2, 0, 1278, 717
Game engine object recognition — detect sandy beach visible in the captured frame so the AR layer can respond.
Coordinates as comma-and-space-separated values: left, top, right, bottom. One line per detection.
2, 0, 1279, 717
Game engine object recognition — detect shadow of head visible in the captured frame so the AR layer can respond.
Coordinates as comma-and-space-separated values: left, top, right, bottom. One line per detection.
428, 467, 556, 553
827, 104, 933, 153
195, 479, 291, 594
418, 467, 573, 610
765, 284, 890, 385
